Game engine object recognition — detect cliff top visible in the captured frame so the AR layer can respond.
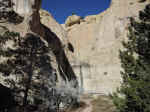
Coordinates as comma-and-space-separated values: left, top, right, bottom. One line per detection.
64, 0, 149, 27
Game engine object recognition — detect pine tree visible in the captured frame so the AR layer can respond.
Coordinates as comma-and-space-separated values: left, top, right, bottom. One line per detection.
112, 4, 150, 112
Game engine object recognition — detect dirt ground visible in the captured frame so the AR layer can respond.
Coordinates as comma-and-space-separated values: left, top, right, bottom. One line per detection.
66, 94, 116, 112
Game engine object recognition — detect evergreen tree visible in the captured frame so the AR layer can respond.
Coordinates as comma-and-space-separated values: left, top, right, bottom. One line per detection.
112, 4, 150, 112
0, 30, 78, 111
0, 31, 59, 110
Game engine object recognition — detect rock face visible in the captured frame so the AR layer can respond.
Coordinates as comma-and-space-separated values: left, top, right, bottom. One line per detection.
63, 0, 149, 94
40, 9, 69, 46
12, 0, 41, 14
0, 0, 78, 111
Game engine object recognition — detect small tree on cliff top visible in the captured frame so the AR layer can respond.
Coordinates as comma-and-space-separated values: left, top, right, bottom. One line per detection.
112, 4, 150, 112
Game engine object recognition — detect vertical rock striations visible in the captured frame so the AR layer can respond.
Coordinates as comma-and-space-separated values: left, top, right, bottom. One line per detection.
63, 0, 149, 94
0, 0, 78, 111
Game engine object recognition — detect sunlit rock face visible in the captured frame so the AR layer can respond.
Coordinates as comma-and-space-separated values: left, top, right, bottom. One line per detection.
12, 0, 31, 14
12, 0, 40, 14
63, 0, 149, 95
0, 0, 39, 15
65, 15, 82, 27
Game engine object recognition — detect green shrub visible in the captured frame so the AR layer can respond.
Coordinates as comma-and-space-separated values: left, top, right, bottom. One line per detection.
111, 4, 150, 112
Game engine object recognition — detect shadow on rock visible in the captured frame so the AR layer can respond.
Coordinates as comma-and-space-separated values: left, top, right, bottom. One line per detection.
0, 84, 16, 111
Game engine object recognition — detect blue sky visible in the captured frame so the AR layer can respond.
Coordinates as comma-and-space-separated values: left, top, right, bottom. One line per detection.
42, 0, 111, 24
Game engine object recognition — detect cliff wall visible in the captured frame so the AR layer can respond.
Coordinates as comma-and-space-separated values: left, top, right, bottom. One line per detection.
0, 0, 78, 111
63, 0, 149, 94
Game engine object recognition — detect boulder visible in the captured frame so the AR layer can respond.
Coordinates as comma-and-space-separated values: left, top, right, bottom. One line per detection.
65, 15, 82, 27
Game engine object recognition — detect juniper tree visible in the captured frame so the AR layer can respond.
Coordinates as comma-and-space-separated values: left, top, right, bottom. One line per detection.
0, 30, 78, 111
0, 31, 59, 110
112, 4, 150, 112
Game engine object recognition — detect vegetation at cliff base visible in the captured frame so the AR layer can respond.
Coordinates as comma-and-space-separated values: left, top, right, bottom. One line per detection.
111, 4, 150, 112
0, 31, 59, 111
0, 31, 53, 111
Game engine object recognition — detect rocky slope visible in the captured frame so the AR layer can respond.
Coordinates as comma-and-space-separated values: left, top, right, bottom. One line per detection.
62, 0, 150, 94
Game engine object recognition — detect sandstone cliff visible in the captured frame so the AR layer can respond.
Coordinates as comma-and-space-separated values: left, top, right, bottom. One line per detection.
0, 0, 149, 111
62, 0, 150, 94
0, 0, 78, 111
40, 9, 69, 46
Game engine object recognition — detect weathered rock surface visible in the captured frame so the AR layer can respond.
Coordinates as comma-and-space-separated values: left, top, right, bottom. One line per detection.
0, 0, 78, 111
12, 0, 41, 14
40, 9, 69, 46
63, 0, 149, 94
0, 0, 149, 111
